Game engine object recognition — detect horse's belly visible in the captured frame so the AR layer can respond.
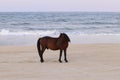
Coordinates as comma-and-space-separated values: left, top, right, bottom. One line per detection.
49, 47, 59, 50
47, 44, 59, 50
47, 41, 68, 50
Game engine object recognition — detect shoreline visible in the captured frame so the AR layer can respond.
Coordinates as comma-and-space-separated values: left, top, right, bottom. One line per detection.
1, 34, 120, 46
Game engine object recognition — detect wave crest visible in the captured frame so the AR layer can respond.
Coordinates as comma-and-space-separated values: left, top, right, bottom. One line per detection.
0, 29, 59, 36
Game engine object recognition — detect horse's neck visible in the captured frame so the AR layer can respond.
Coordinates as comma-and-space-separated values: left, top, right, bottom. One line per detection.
57, 37, 67, 43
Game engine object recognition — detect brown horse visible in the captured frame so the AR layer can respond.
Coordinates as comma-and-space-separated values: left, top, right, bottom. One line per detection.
37, 33, 70, 63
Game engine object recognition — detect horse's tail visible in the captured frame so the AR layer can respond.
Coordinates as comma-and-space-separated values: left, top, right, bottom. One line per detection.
37, 38, 44, 62
37, 38, 41, 56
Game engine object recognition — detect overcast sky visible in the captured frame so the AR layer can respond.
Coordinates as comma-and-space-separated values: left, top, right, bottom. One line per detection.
0, 0, 120, 12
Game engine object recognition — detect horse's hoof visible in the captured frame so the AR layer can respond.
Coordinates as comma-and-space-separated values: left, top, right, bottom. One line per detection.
59, 60, 62, 63
65, 60, 68, 62
59, 61, 62, 63
40, 60, 44, 63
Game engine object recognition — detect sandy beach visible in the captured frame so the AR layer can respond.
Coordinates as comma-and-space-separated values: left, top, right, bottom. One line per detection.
0, 44, 120, 80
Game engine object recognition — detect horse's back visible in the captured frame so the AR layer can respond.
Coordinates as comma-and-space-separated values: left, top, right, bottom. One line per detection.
41, 36, 58, 43
39, 35, 69, 50
39, 36, 59, 50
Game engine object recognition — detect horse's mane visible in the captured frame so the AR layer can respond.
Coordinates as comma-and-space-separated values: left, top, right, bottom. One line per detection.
61, 33, 70, 42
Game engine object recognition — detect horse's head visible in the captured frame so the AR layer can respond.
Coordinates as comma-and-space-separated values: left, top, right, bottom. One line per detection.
59, 33, 70, 42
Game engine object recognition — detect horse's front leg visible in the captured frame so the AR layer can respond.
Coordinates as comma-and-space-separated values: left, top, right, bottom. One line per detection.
64, 49, 68, 62
59, 50, 62, 63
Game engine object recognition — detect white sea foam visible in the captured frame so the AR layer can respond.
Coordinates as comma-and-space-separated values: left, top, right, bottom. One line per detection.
1, 29, 120, 37
0, 29, 59, 36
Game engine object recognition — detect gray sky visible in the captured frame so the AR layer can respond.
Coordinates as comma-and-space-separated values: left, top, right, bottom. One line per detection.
0, 0, 120, 12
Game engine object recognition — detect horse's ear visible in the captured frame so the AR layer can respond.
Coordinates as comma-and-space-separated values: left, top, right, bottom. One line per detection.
60, 33, 63, 34
60, 33, 64, 37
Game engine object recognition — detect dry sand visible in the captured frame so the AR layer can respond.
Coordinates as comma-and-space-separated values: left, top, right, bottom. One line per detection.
0, 44, 120, 80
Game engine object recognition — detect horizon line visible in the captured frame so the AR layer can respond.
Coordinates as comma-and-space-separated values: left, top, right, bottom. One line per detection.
0, 11, 120, 13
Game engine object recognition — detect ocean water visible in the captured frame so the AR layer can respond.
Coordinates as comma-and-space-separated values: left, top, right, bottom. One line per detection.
0, 12, 120, 45
0, 12, 120, 35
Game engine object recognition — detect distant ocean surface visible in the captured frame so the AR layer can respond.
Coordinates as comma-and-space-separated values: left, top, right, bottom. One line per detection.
0, 12, 120, 36
0, 12, 120, 45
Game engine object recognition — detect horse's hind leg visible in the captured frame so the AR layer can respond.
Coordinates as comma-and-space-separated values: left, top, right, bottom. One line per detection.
40, 53, 44, 63
64, 49, 68, 62
40, 47, 45, 63
38, 50, 44, 63
38, 45, 45, 63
